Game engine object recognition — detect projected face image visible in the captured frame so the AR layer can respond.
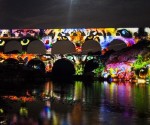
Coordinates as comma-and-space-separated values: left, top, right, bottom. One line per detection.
12, 29, 40, 38
0, 29, 11, 38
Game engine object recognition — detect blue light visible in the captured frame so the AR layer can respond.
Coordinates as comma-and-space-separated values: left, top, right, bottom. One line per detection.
122, 30, 126, 35
44, 106, 51, 113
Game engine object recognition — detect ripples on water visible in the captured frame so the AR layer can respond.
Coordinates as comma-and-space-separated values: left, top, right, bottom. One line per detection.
0, 81, 150, 125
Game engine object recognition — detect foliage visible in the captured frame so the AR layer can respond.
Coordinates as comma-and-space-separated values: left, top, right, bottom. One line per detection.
75, 64, 84, 75
133, 55, 147, 70
93, 62, 105, 77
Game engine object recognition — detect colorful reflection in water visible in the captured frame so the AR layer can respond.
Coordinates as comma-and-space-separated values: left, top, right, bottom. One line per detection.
1, 81, 150, 124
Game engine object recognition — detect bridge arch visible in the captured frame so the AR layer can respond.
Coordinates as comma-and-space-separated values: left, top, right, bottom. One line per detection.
4, 40, 22, 53
84, 59, 99, 74
52, 58, 75, 77
27, 40, 46, 54
82, 40, 101, 54
51, 40, 76, 54
108, 39, 127, 51
27, 58, 46, 72
3, 58, 19, 65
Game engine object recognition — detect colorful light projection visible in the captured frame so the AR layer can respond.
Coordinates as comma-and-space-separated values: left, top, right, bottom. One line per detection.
103, 54, 150, 82
0, 28, 149, 54
12, 29, 40, 38
133, 55, 148, 70
41, 36, 53, 54
0, 28, 150, 80
42, 28, 137, 53
0, 52, 150, 80
132, 55, 150, 79
65, 55, 87, 75
103, 62, 136, 81
65, 54, 103, 75
0, 53, 37, 64
2, 96, 35, 102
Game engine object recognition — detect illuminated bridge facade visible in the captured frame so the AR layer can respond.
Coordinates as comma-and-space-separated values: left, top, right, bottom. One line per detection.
0, 28, 149, 74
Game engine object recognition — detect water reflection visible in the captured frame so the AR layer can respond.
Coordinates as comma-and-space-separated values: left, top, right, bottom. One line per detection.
0, 81, 150, 124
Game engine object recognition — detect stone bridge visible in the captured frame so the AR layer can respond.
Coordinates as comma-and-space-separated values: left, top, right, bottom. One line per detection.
0, 28, 150, 75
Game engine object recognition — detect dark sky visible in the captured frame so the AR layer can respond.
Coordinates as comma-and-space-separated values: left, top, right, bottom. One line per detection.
0, 0, 150, 28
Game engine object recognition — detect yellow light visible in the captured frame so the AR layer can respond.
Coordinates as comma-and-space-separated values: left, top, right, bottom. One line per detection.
19, 107, 28, 117
0, 108, 4, 114
137, 78, 146, 84
0, 40, 5, 46
21, 39, 30, 46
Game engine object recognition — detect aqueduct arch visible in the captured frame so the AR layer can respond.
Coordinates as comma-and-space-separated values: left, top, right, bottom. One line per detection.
27, 58, 46, 72
84, 59, 99, 74
51, 40, 76, 54
27, 40, 46, 54
52, 58, 75, 77
4, 40, 22, 53
3, 58, 19, 65
108, 39, 127, 51
82, 40, 101, 54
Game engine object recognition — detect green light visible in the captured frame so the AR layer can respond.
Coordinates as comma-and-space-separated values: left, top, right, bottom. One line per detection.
75, 64, 83, 75
87, 56, 93, 60
19, 107, 28, 117
133, 55, 148, 69
74, 81, 83, 100
67, 55, 73, 61
0, 108, 4, 114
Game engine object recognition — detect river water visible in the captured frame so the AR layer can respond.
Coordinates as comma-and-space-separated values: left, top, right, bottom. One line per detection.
0, 81, 150, 125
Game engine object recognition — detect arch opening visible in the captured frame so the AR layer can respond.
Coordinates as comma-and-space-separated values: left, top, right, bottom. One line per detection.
4, 41, 22, 53
84, 59, 99, 74
51, 40, 75, 54
108, 39, 127, 51
27, 58, 46, 72
52, 58, 75, 78
3, 58, 19, 65
82, 40, 101, 54
27, 40, 46, 54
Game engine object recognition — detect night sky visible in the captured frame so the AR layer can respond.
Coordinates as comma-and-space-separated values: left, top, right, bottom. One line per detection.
0, 0, 150, 28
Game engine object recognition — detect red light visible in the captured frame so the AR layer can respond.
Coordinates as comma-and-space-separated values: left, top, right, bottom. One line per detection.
45, 40, 49, 44
75, 46, 82, 53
